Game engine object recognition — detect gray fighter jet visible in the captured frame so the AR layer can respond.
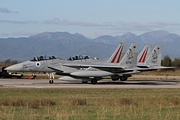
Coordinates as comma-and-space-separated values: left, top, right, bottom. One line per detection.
5, 55, 100, 83
51, 43, 173, 84
5, 43, 127, 84
56, 43, 139, 84
137, 44, 173, 69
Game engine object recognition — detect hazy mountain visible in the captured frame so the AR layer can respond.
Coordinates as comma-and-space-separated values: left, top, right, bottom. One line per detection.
93, 35, 119, 45
0, 31, 179, 61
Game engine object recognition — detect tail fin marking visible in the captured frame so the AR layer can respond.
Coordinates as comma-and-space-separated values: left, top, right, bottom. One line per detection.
119, 43, 138, 67
138, 48, 148, 63
146, 44, 162, 66
111, 47, 121, 63
116, 46, 123, 63
111, 46, 124, 63
108, 43, 126, 63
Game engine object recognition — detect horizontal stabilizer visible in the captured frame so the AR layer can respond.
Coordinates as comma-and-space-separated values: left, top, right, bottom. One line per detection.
150, 66, 175, 69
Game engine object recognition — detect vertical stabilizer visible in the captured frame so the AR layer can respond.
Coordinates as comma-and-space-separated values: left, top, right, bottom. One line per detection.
137, 44, 152, 66
107, 43, 126, 63
146, 44, 162, 67
119, 43, 138, 67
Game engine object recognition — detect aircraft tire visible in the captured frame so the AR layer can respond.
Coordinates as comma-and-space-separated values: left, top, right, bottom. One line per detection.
49, 80, 52, 84
111, 75, 119, 81
49, 80, 54, 84
120, 76, 128, 81
91, 78, 97, 84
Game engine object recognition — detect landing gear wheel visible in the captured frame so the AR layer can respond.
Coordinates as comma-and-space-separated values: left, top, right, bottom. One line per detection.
49, 80, 52, 84
91, 78, 97, 84
120, 76, 128, 81
49, 80, 54, 84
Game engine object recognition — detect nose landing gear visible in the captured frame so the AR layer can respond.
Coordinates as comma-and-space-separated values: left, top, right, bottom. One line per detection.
47, 73, 55, 84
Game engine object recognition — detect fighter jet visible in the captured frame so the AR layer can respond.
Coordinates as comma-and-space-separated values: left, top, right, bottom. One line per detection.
137, 44, 174, 70
4, 55, 100, 83
56, 43, 139, 84
5, 43, 127, 84
137, 44, 174, 71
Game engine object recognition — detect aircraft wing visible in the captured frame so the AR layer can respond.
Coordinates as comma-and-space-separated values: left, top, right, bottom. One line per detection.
62, 63, 132, 73
47, 66, 63, 72
63, 63, 125, 68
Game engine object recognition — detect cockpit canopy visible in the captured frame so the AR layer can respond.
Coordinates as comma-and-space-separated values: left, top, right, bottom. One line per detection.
31, 56, 57, 61
67, 55, 99, 61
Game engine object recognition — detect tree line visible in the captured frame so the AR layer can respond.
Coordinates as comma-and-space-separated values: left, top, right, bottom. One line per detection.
0, 59, 18, 68
161, 55, 180, 68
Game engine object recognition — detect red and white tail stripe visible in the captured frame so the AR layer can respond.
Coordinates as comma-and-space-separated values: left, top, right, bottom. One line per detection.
138, 48, 148, 63
111, 46, 124, 63
137, 45, 151, 64
107, 43, 126, 64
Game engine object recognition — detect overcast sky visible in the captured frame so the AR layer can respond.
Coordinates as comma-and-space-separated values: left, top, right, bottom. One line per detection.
1, 0, 180, 38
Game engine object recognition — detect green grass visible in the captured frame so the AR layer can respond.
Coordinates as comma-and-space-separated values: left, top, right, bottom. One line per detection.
0, 88, 179, 120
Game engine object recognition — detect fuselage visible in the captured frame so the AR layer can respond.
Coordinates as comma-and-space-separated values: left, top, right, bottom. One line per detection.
5, 58, 101, 74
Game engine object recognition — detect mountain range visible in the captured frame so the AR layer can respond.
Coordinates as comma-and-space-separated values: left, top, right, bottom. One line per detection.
0, 30, 179, 61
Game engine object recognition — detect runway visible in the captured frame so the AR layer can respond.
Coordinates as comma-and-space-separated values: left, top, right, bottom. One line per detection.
0, 78, 179, 88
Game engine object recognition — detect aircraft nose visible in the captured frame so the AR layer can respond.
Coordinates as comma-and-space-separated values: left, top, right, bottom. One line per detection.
5, 64, 22, 71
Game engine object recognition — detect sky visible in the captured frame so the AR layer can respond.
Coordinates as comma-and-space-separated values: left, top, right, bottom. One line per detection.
1, 0, 180, 38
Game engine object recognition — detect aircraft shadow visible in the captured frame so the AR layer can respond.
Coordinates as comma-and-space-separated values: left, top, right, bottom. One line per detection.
96, 80, 179, 85
52, 80, 179, 85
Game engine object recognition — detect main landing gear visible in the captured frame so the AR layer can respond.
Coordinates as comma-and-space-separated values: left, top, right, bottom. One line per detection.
47, 73, 55, 84
91, 78, 97, 84
119, 75, 131, 81
49, 79, 54, 84
119, 76, 128, 81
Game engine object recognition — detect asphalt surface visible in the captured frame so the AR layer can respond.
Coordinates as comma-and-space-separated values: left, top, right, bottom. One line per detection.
0, 78, 179, 88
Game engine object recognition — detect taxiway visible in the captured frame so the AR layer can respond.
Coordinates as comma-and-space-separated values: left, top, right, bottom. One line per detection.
0, 78, 179, 88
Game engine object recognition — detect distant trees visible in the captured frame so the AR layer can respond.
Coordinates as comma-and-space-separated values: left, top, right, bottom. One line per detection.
0, 59, 18, 68
4, 59, 18, 64
161, 55, 172, 67
161, 55, 180, 68
172, 57, 180, 67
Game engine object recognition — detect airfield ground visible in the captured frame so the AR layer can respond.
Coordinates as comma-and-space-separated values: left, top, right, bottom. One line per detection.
0, 88, 179, 120
0, 74, 179, 120
0, 77, 180, 88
